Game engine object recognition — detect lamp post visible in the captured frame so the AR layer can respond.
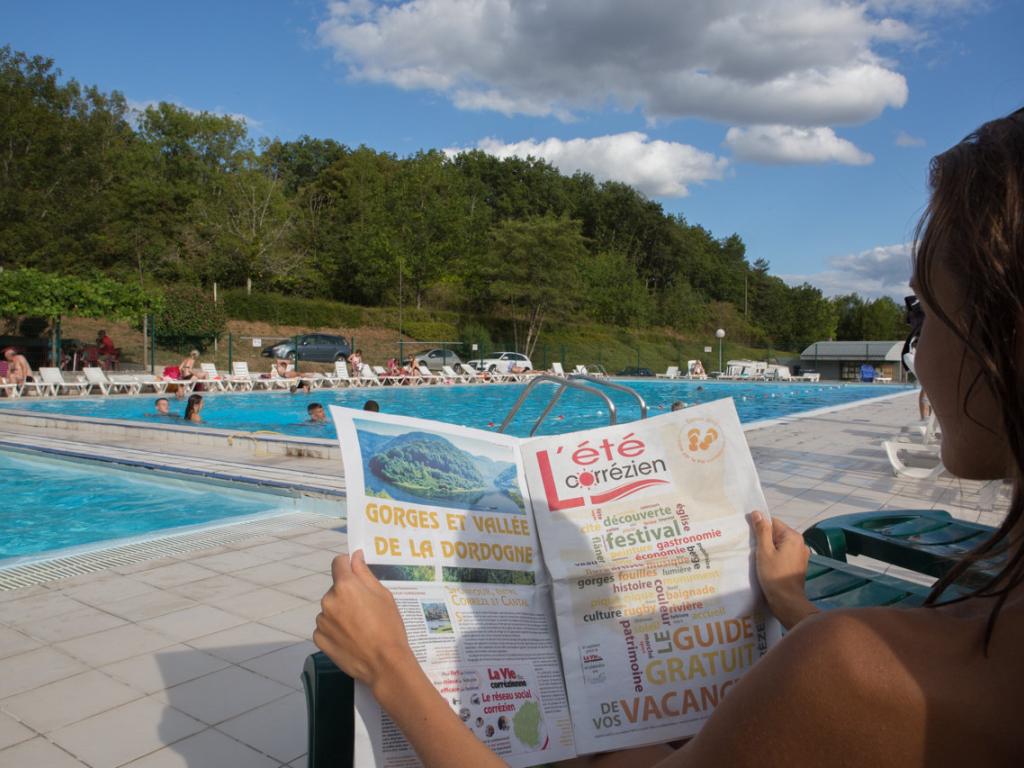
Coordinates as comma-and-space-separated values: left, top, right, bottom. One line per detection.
715, 328, 725, 374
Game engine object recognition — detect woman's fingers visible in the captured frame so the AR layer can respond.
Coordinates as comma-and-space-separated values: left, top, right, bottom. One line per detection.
751, 510, 774, 554
331, 553, 351, 584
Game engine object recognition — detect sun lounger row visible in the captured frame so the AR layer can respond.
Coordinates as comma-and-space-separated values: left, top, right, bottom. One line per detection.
0, 360, 544, 398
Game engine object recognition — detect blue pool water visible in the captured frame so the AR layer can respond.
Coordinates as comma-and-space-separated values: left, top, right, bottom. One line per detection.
0, 379, 912, 438
0, 450, 297, 562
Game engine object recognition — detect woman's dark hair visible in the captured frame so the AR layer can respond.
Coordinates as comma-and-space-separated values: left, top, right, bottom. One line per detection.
184, 394, 203, 420
915, 108, 1024, 645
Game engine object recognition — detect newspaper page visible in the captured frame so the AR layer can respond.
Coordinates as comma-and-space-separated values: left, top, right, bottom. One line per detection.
331, 407, 577, 768
520, 398, 782, 753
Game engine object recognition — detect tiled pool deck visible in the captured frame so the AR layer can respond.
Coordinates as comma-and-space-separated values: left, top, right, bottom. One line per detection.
0, 392, 1008, 766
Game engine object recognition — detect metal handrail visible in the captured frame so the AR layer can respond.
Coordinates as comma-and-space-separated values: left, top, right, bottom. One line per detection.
497, 374, 618, 436
569, 374, 648, 419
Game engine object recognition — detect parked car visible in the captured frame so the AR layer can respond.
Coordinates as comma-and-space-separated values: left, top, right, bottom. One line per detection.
261, 334, 351, 362
470, 351, 533, 373
617, 367, 654, 377
412, 348, 463, 371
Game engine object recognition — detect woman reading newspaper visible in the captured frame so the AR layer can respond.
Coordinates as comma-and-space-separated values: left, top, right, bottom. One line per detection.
315, 109, 1024, 766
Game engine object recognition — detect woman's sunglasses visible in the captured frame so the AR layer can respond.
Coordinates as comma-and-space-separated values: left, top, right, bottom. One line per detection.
902, 295, 923, 375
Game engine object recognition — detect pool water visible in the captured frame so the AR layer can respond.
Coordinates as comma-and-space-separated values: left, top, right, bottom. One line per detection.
0, 450, 298, 562
0, 379, 912, 438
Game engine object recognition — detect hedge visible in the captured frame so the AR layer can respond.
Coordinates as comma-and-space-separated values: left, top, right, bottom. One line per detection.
222, 290, 364, 328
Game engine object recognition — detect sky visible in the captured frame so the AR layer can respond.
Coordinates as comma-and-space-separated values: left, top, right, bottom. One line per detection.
4, 0, 1022, 300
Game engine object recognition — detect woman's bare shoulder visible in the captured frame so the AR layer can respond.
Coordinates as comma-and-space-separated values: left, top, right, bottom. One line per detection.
675, 609, 934, 768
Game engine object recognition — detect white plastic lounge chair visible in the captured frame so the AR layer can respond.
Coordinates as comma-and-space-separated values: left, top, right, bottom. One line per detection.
371, 365, 400, 386
233, 362, 274, 390
458, 363, 487, 384
441, 365, 468, 383
358, 364, 384, 387
39, 367, 92, 396
0, 378, 21, 397
324, 361, 355, 388
199, 363, 233, 392
656, 366, 680, 379
883, 440, 946, 480
83, 366, 139, 395
551, 362, 567, 377
684, 360, 709, 380
106, 374, 147, 395
898, 413, 940, 445
417, 364, 443, 385
129, 374, 169, 394
266, 362, 297, 390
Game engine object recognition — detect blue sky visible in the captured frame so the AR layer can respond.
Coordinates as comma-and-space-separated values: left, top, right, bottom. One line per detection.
5, 0, 1022, 299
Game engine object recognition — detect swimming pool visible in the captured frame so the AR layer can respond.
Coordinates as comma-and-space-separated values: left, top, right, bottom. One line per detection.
0, 379, 913, 438
0, 449, 302, 564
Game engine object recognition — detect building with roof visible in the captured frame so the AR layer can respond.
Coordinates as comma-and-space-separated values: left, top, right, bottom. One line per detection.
799, 341, 909, 382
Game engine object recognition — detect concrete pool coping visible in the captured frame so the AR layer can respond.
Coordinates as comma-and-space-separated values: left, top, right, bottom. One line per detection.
0, 409, 340, 460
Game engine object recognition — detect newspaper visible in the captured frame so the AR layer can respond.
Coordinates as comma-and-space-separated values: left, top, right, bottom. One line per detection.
331, 397, 780, 767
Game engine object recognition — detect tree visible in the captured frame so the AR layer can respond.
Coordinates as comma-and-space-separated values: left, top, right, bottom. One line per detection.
582, 250, 654, 327
483, 215, 586, 358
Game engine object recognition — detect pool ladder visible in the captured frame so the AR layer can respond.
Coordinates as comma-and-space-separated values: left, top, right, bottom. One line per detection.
497, 374, 648, 436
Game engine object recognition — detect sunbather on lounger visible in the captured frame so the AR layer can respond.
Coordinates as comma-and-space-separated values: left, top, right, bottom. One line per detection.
2, 347, 32, 384
313, 109, 1024, 767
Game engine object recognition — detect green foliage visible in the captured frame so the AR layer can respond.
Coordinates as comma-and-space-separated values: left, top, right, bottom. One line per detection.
401, 319, 459, 341
153, 285, 225, 351
659, 279, 708, 332
480, 214, 587, 357
368, 564, 436, 582
0, 268, 156, 320
368, 434, 485, 496
458, 319, 493, 351
582, 250, 654, 327
442, 567, 535, 585
0, 45, 890, 354
221, 290, 364, 328
832, 294, 907, 341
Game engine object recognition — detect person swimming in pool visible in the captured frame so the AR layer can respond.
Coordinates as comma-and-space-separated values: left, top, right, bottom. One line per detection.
183, 394, 203, 423
148, 397, 178, 418
307, 403, 327, 423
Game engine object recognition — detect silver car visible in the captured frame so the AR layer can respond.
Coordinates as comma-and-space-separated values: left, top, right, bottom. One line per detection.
413, 348, 463, 371
473, 351, 533, 373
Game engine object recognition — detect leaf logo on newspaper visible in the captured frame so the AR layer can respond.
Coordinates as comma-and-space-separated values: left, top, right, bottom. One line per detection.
534, 431, 668, 510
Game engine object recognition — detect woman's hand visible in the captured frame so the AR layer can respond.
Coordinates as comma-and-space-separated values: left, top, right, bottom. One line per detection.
314, 550, 418, 695
750, 511, 818, 630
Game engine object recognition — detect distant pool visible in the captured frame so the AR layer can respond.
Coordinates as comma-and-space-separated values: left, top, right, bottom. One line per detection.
0, 449, 299, 563
0, 379, 913, 438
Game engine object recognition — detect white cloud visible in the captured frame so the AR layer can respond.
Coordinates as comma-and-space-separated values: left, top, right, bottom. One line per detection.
724, 125, 874, 165
895, 130, 926, 147
128, 99, 263, 130
783, 243, 912, 299
445, 132, 728, 197
316, 0, 914, 125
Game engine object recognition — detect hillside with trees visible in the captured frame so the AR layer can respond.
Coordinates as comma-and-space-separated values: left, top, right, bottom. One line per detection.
0, 46, 909, 360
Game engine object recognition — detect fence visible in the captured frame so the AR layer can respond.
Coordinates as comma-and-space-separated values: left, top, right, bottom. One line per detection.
41, 315, 780, 378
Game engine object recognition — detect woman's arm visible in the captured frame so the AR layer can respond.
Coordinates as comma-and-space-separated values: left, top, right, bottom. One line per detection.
315, 552, 506, 768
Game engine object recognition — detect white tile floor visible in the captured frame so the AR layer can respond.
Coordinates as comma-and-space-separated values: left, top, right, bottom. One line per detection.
0, 392, 1008, 766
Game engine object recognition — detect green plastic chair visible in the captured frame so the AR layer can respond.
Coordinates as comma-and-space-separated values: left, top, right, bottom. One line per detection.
300, 555, 934, 767
302, 652, 354, 768
803, 509, 999, 587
